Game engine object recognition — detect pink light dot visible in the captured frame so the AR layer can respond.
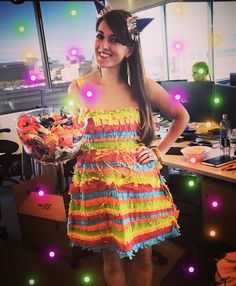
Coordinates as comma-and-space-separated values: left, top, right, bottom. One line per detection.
175, 42, 182, 50
30, 75, 37, 81
190, 157, 197, 164
188, 266, 195, 273
212, 201, 218, 208
86, 90, 93, 97
175, 94, 181, 101
38, 190, 44, 197
70, 49, 77, 56
49, 251, 55, 258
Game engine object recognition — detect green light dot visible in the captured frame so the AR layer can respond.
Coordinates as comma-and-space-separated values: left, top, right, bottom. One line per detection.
198, 68, 204, 74
28, 278, 35, 285
84, 276, 90, 283
188, 180, 195, 187
70, 9, 77, 16
18, 26, 25, 33
214, 97, 220, 104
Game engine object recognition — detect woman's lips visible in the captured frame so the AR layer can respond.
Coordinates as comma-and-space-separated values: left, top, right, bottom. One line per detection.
98, 51, 112, 58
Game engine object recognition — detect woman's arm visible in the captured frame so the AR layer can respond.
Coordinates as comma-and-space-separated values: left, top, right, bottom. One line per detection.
146, 78, 190, 154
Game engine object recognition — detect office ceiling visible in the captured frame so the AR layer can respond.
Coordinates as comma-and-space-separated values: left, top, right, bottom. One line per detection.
106, 0, 231, 12
106, 0, 175, 12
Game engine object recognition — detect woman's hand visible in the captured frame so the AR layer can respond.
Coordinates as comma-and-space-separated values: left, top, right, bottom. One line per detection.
137, 144, 158, 165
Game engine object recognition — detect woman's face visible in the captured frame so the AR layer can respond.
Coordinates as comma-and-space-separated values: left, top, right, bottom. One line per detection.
95, 20, 132, 69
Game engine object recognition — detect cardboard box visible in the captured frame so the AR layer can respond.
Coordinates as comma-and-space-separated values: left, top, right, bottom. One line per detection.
12, 175, 71, 258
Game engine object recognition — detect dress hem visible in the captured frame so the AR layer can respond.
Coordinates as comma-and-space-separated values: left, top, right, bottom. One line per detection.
69, 226, 180, 260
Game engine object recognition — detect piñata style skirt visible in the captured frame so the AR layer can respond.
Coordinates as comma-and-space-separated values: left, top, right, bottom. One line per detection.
67, 108, 180, 259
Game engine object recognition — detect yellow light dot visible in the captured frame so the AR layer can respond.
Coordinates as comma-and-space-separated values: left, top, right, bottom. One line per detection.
26, 51, 33, 58
206, 121, 212, 128
68, 100, 74, 106
209, 230, 216, 237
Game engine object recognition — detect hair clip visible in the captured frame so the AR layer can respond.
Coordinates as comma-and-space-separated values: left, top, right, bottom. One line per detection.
127, 16, 154, 42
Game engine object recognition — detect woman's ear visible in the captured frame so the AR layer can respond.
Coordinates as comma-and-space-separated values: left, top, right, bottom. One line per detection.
126, 46, 134, 58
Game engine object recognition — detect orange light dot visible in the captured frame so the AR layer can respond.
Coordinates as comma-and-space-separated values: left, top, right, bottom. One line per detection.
206, 121, 212, 128
209, 230, 216, 237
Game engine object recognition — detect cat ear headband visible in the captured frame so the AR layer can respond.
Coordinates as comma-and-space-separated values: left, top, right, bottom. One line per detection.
94, 1, 154, 42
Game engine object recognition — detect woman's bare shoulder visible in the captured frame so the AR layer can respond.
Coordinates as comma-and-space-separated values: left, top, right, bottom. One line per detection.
68, 71, 99, 94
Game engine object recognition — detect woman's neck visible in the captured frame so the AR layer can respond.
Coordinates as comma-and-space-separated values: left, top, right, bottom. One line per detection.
100, 67, 123, 85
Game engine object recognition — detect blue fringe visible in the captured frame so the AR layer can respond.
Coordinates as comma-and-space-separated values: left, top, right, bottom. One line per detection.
69, 226, 180, 260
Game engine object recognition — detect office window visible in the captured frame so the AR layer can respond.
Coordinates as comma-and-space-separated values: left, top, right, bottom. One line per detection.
0, 1, 44, 91
166, 2, 209, 81
136, 6, 167, 81
40, 1, 97, 86
213, 2, 236, 80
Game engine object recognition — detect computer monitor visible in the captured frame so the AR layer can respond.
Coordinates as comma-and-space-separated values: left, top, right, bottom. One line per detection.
213, 84, 236, 128
230, 73, 236, 86
159, 80, 214, 123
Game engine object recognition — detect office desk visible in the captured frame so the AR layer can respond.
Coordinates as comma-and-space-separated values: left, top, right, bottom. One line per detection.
156, 141, 236, 247
162, 142, 236, 184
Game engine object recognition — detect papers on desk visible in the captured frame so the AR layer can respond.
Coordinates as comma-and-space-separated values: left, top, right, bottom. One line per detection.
196, 137, 220, 148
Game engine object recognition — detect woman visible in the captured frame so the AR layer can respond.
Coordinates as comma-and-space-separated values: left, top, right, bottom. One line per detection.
192, 61, 211, 81
67, 7, 189, 286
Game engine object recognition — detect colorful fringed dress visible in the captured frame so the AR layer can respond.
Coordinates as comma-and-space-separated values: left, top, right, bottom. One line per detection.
68, 107, 180, 259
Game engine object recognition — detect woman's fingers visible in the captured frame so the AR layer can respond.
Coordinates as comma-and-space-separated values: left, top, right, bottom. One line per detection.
137, 146, 157, 164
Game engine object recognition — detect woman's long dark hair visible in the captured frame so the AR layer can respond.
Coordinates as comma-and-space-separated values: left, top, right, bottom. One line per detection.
96, 10, 154, 147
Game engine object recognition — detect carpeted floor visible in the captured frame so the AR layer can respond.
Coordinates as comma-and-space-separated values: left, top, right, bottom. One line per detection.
0, 237, 186, 286
0, 180, 223, 286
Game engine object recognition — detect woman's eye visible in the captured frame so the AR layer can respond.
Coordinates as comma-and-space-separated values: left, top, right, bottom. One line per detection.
109, 36, 119, 43
96, 33, 103, 40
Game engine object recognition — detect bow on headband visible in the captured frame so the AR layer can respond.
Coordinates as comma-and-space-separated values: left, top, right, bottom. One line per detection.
94, 0, 154, 42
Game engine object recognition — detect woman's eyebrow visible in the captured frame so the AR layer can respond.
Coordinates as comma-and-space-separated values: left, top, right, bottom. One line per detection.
96, 30, 104, 34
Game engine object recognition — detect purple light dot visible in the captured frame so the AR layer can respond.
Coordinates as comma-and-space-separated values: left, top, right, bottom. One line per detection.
188, 266, 195, 273
38, 190, 44, 197
175, 94, 181, 101
30, 75, 37, 82
70, 48, 77, 56
49, 251, 55, 258
86, 90, 93, 97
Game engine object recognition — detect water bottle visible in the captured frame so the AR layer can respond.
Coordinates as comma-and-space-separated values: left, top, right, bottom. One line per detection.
219, 114, 231, 157
230, 129, 236, 157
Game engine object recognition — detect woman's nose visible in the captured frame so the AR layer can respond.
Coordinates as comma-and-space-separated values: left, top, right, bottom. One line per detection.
100, 38, 109, 49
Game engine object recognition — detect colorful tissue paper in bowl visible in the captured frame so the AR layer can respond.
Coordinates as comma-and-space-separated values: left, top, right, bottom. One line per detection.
16, 108, 87, 164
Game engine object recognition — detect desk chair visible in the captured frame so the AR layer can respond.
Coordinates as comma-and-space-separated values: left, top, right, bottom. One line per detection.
0, 128, 22, 186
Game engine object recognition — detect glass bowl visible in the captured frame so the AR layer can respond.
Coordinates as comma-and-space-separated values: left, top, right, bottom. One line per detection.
16, 107, 87, 164
181, 146, 212, 163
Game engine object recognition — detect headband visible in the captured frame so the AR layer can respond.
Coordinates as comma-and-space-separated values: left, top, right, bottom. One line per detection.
94, 1, 154, 42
